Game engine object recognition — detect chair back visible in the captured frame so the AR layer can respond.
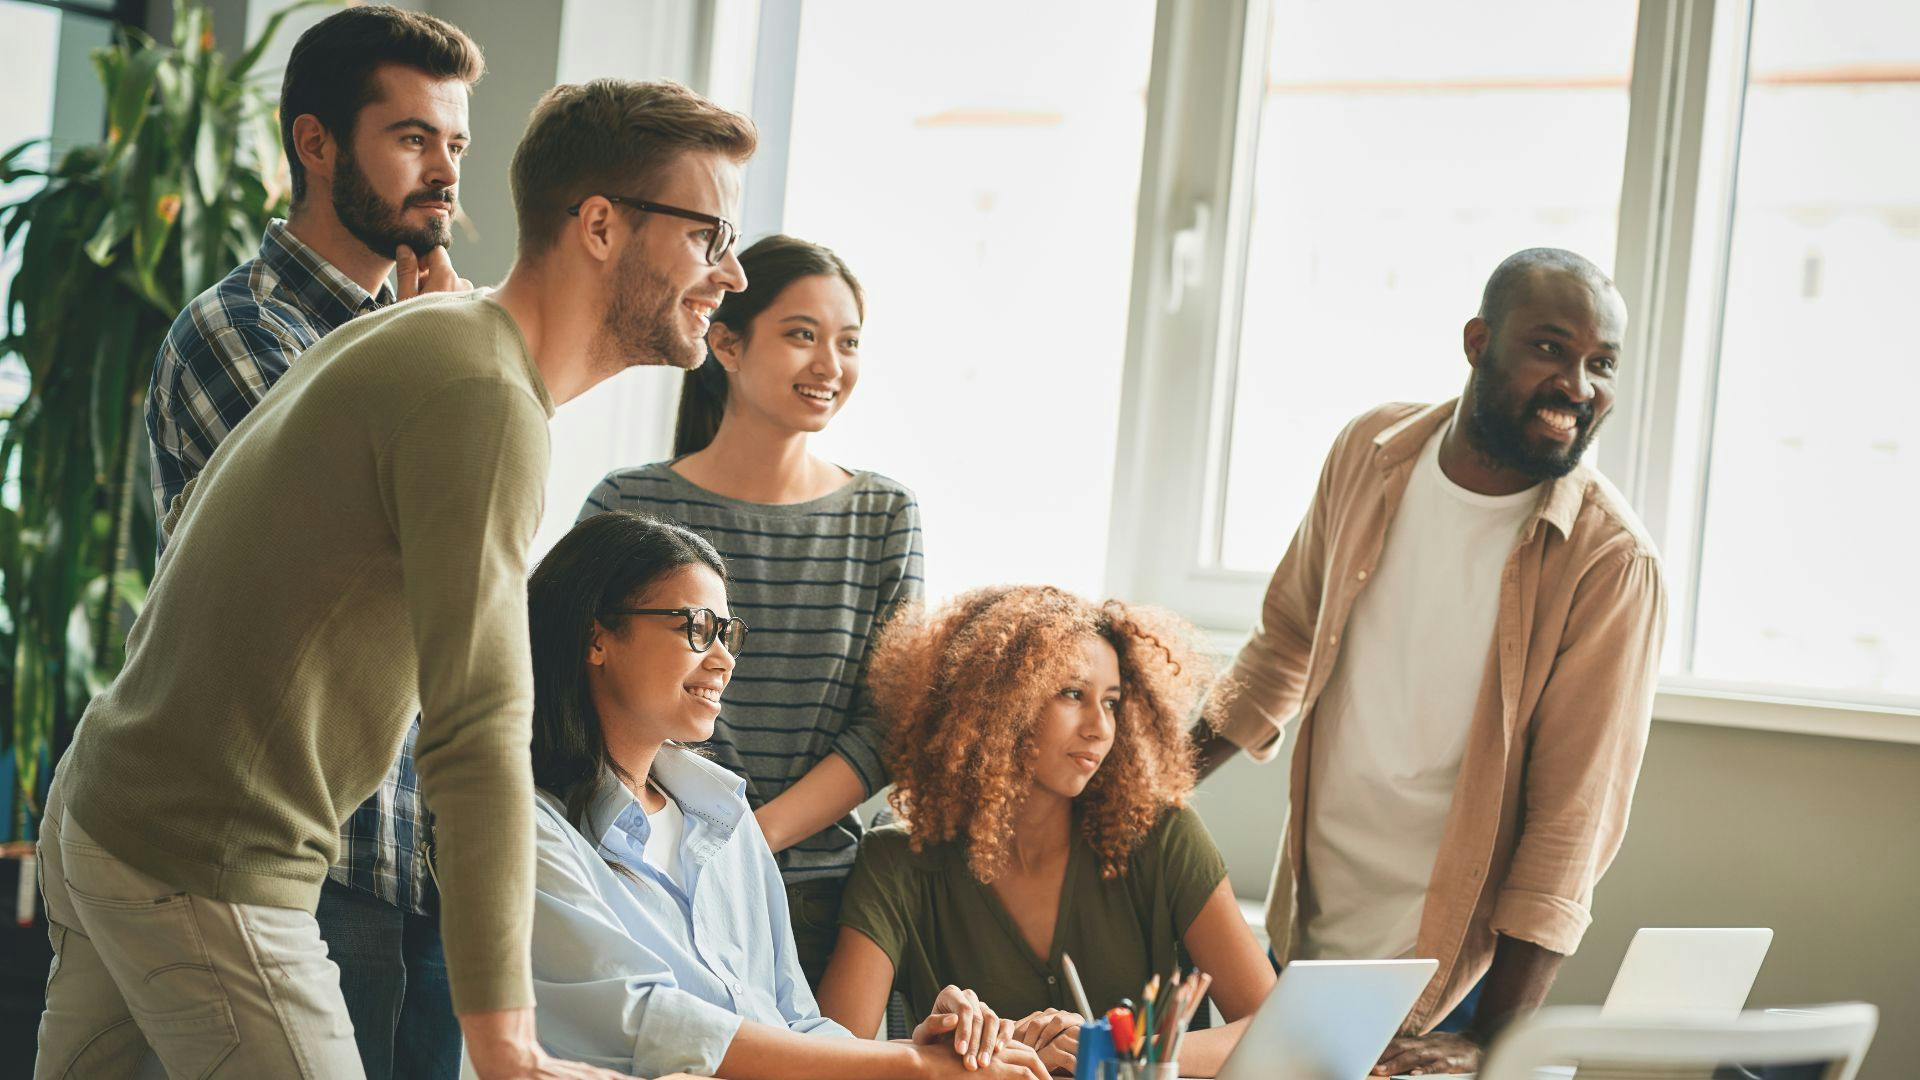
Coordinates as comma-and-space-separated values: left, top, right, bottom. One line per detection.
1480, 1003, 1878, 1080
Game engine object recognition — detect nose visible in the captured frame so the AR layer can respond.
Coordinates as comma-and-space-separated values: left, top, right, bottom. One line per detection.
1083, 701, 1115, 742
705, 642, 735, 678
1562, 364, 1595, 404
811, 340, 842, 381
425, 144, 459, 188
713, 244, 747, 294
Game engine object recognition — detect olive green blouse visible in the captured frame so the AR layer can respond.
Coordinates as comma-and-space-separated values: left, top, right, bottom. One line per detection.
838, 806, 1228, 1021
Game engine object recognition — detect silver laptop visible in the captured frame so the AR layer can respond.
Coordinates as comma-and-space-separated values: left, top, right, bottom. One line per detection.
1602, 926, 1773, 1019
1216, 957, 1438, 1080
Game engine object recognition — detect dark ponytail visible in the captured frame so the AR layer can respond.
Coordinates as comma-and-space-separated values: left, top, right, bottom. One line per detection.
672, 234, 866, 456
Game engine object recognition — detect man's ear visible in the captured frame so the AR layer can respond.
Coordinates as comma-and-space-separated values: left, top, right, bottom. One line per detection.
1463, 316, 1491, 369
707, 322, 743, 373
290, 113, 337, 198
569, 196, 623, 265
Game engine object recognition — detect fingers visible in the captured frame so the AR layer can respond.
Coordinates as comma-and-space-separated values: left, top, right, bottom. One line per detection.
962, 988, 982, 1059
1038, 1040, 1076, 1077
422, 244, 459, 292
1002, 1043, 1049, 1080
395, 244, 419, 299
1038, 1011, 1079, 1049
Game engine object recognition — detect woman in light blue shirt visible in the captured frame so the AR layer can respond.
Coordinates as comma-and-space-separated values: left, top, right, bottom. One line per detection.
522, 511, 1045, 1079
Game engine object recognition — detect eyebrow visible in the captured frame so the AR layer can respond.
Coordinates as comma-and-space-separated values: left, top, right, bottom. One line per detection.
1532, 322, 1621, 353
778, 314, 862, 332
383, 117, 469, 141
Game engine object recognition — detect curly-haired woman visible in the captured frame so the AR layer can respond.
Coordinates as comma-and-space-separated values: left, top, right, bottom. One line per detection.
520, 513, 1042, 1079
814, 587, 1276, 1076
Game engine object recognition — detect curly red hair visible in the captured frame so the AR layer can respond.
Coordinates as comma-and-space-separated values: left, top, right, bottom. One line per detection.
871, 585, 1223, 882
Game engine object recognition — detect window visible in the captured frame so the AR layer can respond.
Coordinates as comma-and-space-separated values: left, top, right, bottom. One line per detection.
1681, 0, 1920, 699
1217, 0, 1639, 572
0, 0, 113, 415
1110, 0, 1919, 714
779, 0, 1157, 600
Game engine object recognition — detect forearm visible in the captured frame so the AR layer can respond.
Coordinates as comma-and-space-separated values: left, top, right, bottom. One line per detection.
717, 1019, 925, 1080
1466, 935, 1565, 1045
757, 753, 868, 853
1164, 1017, 1250, 1078
1190, 721, 1242, 781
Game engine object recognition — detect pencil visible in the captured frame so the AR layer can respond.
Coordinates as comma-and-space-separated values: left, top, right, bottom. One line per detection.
1060, 953, 1095, 1018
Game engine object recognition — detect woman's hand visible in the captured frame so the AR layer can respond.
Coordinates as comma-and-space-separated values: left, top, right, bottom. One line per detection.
913, 984, 1016, 1071
1011, 1010, 1083, 1075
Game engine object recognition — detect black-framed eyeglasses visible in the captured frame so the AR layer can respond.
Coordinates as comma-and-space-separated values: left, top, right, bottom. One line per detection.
604, 606, 748, 656
565, 195, 738, 266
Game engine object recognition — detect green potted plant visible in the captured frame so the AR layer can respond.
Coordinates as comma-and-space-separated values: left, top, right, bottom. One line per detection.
0, 0, 331, 846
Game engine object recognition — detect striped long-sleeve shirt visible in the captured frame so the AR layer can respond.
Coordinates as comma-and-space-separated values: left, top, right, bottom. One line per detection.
579, 463, 924, 884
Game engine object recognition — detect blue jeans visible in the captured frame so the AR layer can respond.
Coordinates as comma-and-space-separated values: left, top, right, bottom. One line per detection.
315, 877, 461, 1080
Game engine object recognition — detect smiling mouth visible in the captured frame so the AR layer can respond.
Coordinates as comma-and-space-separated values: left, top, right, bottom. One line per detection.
683, 299, 718, 331
685, 685, 722, 705
795, 385, 837, 404
1534, 406, 1581, 439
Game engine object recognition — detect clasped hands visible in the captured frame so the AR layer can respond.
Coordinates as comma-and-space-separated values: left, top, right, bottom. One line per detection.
914, 985, 1084, 1077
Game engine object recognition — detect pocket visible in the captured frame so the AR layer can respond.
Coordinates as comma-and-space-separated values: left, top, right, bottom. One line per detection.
61, 849, 240, 1075
790, 884, 844, 935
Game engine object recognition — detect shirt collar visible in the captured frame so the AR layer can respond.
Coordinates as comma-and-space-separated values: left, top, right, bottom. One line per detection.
1373, 397, 1588, 541
581, 748, 749, 853
258, 219, 395, 331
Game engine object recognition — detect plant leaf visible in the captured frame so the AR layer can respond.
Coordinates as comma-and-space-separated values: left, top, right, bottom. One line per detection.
230, 0, 343, 83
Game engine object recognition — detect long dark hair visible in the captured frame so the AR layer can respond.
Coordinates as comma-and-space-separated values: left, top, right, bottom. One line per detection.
527, 511, 727, 835
673, 234, 866, 456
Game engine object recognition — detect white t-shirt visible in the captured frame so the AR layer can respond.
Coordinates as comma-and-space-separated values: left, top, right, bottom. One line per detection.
1299, 418, 1539, 961
642, 780, 688, 890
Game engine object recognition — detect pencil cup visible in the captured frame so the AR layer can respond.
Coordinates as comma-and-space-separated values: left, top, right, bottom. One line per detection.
1098, 1062, 1179, 1080
1072, 1018, 1116, 1080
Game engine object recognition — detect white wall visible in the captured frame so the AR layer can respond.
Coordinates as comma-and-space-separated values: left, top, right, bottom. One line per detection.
1189, 718, 1920, 1080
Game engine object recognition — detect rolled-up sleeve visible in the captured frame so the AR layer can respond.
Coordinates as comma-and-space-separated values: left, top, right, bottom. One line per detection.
1492, 548, 1666, 955
530, 820, 745, 1075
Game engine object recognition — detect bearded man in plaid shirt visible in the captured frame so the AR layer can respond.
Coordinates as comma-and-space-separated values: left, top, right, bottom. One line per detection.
143, 9, 483, 1078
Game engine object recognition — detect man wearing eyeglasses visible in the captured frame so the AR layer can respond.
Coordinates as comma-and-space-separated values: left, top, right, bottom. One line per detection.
1188, 249, 1667, 1078
39, 79, 752, 1080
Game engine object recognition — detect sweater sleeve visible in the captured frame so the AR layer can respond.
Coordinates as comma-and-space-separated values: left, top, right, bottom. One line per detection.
831, 493, 925, 795
382, 375, 550, 1014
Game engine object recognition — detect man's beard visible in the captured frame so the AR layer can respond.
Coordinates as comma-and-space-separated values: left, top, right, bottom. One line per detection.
331, 143, 451, 260
1464, 345, 1603, 480
598, 241, 705, 371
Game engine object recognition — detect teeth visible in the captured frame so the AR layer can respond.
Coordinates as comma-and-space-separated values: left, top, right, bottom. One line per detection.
797, 387, 835, 401
687, 686, 721, 702
1536, 408, 1577, 432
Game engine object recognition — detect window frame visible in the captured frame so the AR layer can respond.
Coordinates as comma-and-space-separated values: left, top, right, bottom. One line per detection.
1106, 0, 1920, 729
728, 0, 1920, 735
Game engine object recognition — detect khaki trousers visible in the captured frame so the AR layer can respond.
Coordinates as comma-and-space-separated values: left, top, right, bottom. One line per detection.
34, 787, 364, 1079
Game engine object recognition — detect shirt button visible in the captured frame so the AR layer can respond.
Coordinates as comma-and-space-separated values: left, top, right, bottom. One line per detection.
1329, 634, 1340, 646
1047, 975, 1057, 985
1357, 569, 1369, 581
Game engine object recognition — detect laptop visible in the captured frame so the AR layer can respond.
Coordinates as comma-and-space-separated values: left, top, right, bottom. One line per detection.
1385, 927, 1774, 1079
1602, 927, 1774, 1019
1215, 957, 1438, 1080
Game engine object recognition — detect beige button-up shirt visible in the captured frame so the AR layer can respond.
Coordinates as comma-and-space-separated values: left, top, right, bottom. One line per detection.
1218, 400, 1667, 1032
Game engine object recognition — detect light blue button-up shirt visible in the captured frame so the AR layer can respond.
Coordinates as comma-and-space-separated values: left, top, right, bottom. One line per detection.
530, 747, 852, 1075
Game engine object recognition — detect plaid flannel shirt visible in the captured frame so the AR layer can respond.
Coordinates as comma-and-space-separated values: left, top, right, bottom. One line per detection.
146, 219, 435, 915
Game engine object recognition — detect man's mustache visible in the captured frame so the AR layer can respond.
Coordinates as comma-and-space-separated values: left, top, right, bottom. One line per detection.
406, 190, 456, 209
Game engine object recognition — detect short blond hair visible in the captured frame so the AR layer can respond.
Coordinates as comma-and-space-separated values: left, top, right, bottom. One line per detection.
509, 79, 757, 259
